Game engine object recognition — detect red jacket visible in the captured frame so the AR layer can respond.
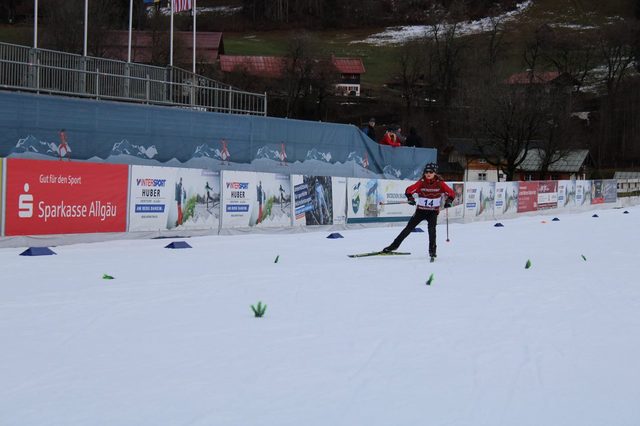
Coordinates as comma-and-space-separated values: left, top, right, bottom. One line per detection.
405, 175, 455, 212
380, 131, 401, 147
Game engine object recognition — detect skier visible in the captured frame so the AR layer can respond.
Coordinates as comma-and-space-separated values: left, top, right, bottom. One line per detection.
205, 181, 214, 209
175, 177, 183, 226
279, 184, 286, 211
314, 178, 330, 224
382, 162, 455, 261
256, 181, 264, 224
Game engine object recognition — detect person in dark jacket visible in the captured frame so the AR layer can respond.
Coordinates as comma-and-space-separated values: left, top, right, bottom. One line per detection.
404, 127, 423, 147
383, 162, 455, 259
362, 118, 377, 142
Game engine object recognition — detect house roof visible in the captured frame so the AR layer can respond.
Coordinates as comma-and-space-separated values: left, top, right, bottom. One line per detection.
614, 171, 640, 179
220, 54, 365, 79
517, 148, 590, 172
219, 55, 287, 78
447, 138, 502, 158
102, 31, 224, 64
331, 56, 365, 74
506, 71, 561, 85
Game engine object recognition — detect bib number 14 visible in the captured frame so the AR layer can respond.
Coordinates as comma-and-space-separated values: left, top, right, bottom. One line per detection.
418, 197, 441, 208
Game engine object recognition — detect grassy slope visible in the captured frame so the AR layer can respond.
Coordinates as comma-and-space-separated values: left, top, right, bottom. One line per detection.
223, 0, 635, 88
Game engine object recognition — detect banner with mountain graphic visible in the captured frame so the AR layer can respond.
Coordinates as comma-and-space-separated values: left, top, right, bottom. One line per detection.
0, 91, 436, 180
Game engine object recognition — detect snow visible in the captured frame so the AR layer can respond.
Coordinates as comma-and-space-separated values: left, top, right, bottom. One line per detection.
2, 206, 640, 425
356, 1, 533, 45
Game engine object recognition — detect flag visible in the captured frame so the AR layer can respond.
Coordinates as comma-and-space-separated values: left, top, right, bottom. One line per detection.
173, 0, 192, 13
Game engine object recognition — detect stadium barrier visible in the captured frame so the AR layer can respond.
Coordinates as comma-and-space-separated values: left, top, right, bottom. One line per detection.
0, 158, 628, 245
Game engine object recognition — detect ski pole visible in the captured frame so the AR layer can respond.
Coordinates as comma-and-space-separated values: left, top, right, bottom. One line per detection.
379, 201, 409, 205
446, 207, 450, 242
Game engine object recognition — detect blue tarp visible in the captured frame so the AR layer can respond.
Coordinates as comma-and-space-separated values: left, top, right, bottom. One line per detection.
0, 91, 436, 179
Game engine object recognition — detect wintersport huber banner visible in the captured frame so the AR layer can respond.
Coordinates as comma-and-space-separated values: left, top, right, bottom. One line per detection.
4, 159, 128, 236
129, 165, 220, 232
221, 170, 292, 228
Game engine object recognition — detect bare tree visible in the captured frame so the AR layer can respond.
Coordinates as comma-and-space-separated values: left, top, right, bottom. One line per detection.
541, 29, 596, 90
308, 58, 340, 120
282, 33, 314, 117
41, 0, 123, 56
469, 78, 550, 181
536, 93, 577, 179
594, 20, 637, 168
397, 40, 426, 119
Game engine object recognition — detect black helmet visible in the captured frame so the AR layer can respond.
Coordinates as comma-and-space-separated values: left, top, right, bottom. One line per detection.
423, 162, 438, 174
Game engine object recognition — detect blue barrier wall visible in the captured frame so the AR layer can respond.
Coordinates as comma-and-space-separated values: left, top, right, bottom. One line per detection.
0, 91, 436, 180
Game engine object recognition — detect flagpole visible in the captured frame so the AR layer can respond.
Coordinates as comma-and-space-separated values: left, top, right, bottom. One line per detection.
192, 0, 196, 74
83, 0, 88, 56
127, 0, 133, 62
33, 0, 38, 48
169, 0, 174, 67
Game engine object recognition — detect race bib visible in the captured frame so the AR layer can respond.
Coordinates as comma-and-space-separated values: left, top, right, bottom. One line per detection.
417, 197, 441, 208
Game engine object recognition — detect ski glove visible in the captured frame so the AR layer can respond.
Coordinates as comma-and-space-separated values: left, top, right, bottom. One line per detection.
444, 197, 454, 208
406, 194, 416, 206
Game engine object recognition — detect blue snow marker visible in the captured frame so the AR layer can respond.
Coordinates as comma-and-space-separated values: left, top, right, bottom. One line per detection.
164, 241, 192, 249
494, 223, 504, 227
326, 232, 344, 239
592, 214, 599, 218
552, 217, 560, 221
412, 227, 424, 233
20, 247, 56, 256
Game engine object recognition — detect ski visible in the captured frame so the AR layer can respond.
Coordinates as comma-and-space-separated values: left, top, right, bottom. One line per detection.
348, 251, 411, 258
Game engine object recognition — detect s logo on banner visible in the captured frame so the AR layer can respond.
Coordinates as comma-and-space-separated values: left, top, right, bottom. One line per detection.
18, 183, 33, 218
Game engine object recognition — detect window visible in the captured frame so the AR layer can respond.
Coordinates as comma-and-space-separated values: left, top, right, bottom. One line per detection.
478, 173, 487, 181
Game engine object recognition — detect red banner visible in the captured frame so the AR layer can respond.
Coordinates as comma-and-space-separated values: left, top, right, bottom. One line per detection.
517, 181, 539, 213
5, 159, 129, 236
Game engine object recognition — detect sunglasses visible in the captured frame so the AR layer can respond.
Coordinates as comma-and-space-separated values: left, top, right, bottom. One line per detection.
425, 171, 435, 174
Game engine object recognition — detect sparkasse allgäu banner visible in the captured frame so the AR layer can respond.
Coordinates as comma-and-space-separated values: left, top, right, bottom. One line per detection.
4, 159, 128, 236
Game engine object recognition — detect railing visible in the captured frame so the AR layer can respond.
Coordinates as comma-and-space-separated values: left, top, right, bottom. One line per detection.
0, 41, 267, 116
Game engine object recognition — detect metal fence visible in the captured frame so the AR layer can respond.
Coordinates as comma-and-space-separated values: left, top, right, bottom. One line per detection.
0, 42, 267, 116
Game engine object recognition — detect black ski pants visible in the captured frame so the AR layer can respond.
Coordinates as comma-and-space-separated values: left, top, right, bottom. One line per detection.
391, 209, 439, 255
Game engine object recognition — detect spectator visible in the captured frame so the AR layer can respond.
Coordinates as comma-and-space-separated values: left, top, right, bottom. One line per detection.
404, 127, 423, 147
394, 126, 406, 145
380, 127, 401, 147
362, 117, 377, 142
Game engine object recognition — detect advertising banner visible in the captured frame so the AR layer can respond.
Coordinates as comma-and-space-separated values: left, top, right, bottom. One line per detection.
575, 180, 591, 207
445, 182, 465, 220
347, 178, 414, 223
591, 180, 605, 204
517, 181, 538, 213
0, 158, 3, 236
494, 182, 519, 216
557, 180, 576, 209
603, 179, 617, 203
464, 182, 495, 218
292, 175, 346, 226
129, 166, 220, 232
222, 171, 292, 228
4, 159, 128, 236
537, 181, 558, 210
